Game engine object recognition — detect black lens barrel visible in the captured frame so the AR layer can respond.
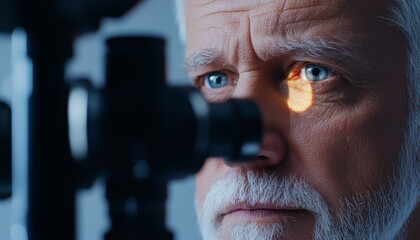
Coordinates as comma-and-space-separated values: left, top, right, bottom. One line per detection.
0, 101, 12, 199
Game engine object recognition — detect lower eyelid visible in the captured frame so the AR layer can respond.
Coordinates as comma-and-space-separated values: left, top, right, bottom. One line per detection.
201, 88, 233, 102
285, 74, 341, 95
311, 75, 342, 93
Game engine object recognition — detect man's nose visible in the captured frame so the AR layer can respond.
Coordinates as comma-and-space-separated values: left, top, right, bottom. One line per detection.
225, 74, 288, 169
225, 129, 286, 169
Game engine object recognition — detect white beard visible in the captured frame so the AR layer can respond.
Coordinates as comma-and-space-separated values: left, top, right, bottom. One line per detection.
196, 144, 419, 240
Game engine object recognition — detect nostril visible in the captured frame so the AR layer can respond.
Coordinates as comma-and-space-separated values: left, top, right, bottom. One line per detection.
225, 155, 268, 168
252, 152, 281, 167
224, 131, 286, 168
224, 151, 282, 169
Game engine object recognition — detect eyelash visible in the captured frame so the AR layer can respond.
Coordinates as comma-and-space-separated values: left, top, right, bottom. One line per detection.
287, 62, 338, 80
194, 72, 236, 88
195, 62, 342, 89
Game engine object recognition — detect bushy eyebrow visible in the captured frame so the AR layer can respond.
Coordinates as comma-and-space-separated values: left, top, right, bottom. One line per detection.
272, 36, 363, 61
184, 49, 225, 71
184, 36, 367, 73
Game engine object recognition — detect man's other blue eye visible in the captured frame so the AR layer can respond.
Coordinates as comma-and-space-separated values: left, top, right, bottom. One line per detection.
204, 72, 229, 89
300, 64, 331, 82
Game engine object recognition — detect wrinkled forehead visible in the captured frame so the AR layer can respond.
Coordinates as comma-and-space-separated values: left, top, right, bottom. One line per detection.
184, 0, 395, 61
184, 0, 393, 40
185, 0, 391, 18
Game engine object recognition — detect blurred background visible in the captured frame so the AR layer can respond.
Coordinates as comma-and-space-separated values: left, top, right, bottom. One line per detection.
0, 0, 200, 239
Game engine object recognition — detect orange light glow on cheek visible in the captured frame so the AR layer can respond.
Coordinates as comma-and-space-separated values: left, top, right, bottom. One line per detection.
286, 80, 314, 112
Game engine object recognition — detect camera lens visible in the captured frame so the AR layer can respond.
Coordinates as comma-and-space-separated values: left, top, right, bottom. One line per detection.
0, 102, 12, 199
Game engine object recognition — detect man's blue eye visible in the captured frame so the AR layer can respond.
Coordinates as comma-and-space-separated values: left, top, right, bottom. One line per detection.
300, 64, 331, 82
204, 72, 229, 89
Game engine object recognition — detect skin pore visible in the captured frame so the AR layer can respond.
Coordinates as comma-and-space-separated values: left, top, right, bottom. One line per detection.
183, 0, 419, 239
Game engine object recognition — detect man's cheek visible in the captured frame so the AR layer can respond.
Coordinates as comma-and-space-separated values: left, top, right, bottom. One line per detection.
292, 109, 396, 203
196, 158, 226, 206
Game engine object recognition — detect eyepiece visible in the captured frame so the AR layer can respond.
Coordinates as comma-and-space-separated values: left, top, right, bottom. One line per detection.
0, 101, 12, 199
207, 99, 262, 162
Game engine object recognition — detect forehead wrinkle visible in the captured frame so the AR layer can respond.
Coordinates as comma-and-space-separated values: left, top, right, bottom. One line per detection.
279, 16, 350, 31
248, 1, 351, 57
194, 0, 274, 10
187, 0, 370, 70
281, 4, 332, 14
191, 0, 272, 20
198, 8, 250, 20
281, 0, 343, 10
258, 4, 360, 61
278, 6, 345, 28
249, 4, 332, 22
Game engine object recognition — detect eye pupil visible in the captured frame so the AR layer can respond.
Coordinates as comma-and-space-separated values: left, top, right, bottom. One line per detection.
205, 72, 229, 89
303, 64, 330, 81
311, 68, 320, 76
213, 76, 222, 84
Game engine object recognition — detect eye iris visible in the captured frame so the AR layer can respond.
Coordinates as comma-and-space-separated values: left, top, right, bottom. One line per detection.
305, 64, 329, 81
211, 75, 222, 84
206, 73, 228, 89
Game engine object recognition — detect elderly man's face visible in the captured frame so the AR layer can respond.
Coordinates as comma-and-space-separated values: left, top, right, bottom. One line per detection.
184, 0, 411, 239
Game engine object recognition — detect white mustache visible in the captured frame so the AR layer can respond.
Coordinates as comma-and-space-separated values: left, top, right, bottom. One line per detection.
198, 169, 332, 232
197, 166, 418, 240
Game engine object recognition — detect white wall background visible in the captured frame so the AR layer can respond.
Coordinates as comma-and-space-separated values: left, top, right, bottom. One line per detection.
0, 0, 200, 239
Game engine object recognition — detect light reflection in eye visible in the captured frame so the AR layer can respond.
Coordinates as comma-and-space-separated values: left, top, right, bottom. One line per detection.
300, 64, 331, 82
204, 72, 229, 89
286, 80, 313, 112
286, 63, 319, 112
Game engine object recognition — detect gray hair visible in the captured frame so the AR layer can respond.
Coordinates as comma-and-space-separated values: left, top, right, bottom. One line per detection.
388, 0, 420, 188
